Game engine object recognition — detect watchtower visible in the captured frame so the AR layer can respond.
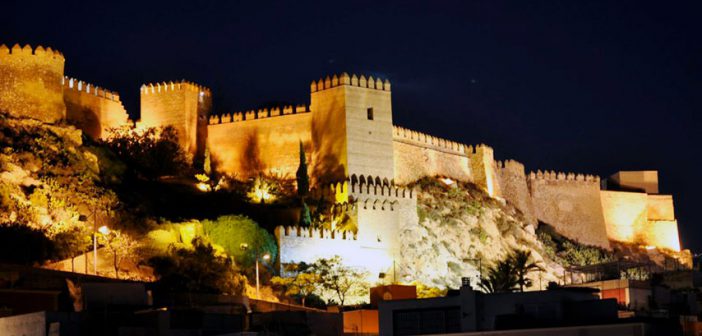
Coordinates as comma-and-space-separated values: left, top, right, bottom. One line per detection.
310, 73, 394, 184
139, 80, 212, 158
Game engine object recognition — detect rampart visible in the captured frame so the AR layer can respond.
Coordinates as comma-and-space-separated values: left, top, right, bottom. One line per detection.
139, 81, 212, 156
495, 160, 536, 225
528, 170, 609, 248
275, 225, 395, 275
0, 44, 65, 123
600, 190, 680, 251
467, 144, 500, 197
392, 126, 473, 184
310, 73, 391, 93
207, 105, 312, 179
63, 77, 130, 139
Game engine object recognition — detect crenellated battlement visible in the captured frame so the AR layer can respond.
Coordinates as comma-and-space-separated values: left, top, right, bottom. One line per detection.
528, 170, 600, 184
0, 43, 66, 123
140, 80, 211, 96
358, 197, 400, 211
393, 126, 467, 154
348, 174, 415, 199
62, 76, 121, 102
275, 225, 357, 240
0, 43, 64, 63
466, 143, 494, 156
208, 104, 310, 125
310, 72, 391, 93
495, 159, 525, 171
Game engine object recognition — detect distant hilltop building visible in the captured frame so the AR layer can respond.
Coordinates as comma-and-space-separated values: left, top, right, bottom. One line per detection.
0, 43, 685, 276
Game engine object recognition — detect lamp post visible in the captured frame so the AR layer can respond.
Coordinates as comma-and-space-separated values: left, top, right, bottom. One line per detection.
256, 253, 271, 300
240, 243, 270, 300
94, 225, 109, 275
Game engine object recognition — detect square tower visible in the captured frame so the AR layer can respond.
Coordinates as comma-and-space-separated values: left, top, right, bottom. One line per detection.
310, 73, 394, 183
139, 80, 212, 159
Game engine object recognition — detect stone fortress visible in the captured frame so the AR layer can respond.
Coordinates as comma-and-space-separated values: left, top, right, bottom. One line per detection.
0, 44, 684, 277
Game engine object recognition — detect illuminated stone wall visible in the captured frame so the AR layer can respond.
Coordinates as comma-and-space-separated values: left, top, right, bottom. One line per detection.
600, 190, 680, 251
528, 171, 610, 248
392, 126, 472, 184
310, 74, 394, 183
468, 144, 501, 197
0, 44, 65, 123
63, 77, 130, 139
496, 160, 536, 225
207, 106, 312, 179
139, 81, 211, 157
600, 190, 649, 244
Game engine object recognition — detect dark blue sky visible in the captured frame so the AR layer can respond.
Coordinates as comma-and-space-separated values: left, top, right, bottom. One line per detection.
5, 1, 701, 251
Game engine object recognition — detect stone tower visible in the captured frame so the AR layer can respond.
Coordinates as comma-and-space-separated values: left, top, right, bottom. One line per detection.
0, 44, 66, 123
310, 73, 394, 184
139, 81, 212, 159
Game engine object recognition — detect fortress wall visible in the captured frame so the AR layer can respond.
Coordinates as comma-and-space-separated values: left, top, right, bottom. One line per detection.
647, 195, 675, 221
392, 126, 472, 184
63, 77, 130, 139
496, 160, 536, 225
139, 81, 211, 156
468, 145, 501, 197
528, 171, 610, 248
643, 220, 681, 251
0, 44, 65, 123
600, 190, 648, 244
275, 225, 394, 275
207, 109, 312, 179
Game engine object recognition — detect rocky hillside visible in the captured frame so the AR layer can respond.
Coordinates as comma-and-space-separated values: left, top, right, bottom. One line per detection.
400, 177, 566, 289
0, 115, 120, 234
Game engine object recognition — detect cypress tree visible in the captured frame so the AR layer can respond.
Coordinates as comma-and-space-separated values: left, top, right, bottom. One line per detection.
296, 141, 309, 197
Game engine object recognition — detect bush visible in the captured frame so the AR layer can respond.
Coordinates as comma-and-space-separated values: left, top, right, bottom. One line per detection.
104, 126, 191, 180
0, 224, 54, 264
148, 237, 247, 294
202, 215, 277, 270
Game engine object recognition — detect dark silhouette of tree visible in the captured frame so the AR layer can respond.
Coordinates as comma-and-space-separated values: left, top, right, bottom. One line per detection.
479, 249, 543, 293
0, 224, 54, 265
478, 258, 518, 293
148, 237, 246, 294
510, 249, 543, 292
105, 126, 191, 180
296, 141, 309, 197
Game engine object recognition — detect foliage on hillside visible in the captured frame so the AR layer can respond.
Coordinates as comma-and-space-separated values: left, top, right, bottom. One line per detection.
401, 177, 564, 289
0, 114, 126, 266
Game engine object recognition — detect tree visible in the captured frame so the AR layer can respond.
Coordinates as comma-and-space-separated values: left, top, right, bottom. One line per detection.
148, 237, 247, 294
510, 249, 543, 292
201, 215, 277, 270
0, 223, 54, 265
478, 257, 518, 293
295, 141, 309, 197
52, 226, 91, 272
99, 229, 139, 279
203, 144, 212, 177
105, 126, 191, 180
271, 272, 320, 306
311, 256, 368, 308
299, 201, 312, 227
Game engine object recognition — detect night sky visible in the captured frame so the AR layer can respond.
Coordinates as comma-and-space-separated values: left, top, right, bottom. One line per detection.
5, 1, 701, 252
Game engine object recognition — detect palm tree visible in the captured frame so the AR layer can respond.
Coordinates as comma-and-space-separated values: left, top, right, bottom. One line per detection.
510, 249, 543, 292
478, 258, 518, 293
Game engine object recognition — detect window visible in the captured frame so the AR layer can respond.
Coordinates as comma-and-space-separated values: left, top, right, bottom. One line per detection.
367, 107, 374, 120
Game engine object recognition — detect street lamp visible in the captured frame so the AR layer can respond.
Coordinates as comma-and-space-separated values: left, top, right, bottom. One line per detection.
240, 243, 270, 300
256, 253, 271, 300
94, 225, 110, 275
